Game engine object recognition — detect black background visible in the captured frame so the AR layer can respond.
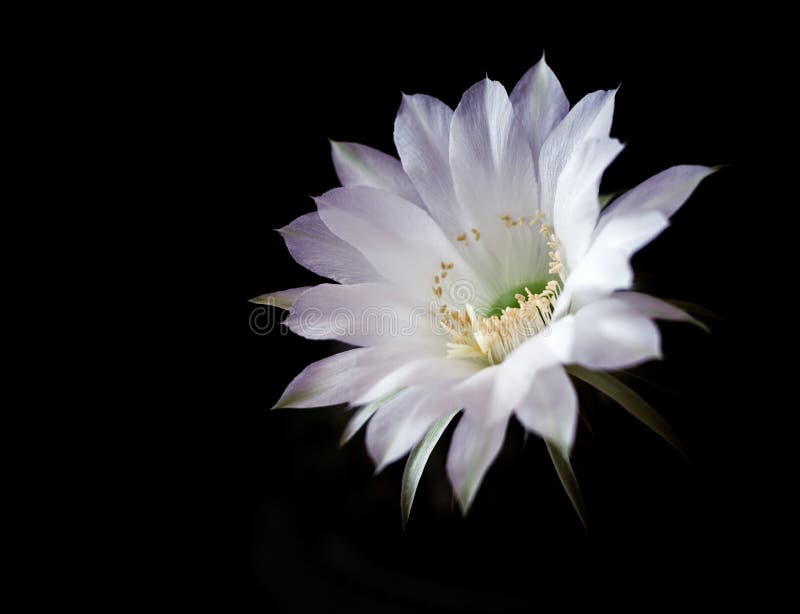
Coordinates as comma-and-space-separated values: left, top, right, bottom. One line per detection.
175, 22, 768, 612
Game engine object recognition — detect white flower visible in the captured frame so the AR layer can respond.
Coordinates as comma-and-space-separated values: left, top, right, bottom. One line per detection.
256, 56, 713, 521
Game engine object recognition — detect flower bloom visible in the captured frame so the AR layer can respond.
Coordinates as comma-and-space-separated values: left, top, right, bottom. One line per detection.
256, 56, 713, 519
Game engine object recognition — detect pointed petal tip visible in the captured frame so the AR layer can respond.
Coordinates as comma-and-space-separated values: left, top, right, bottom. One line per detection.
697, 320, 712, 335
456, 492, 472, 517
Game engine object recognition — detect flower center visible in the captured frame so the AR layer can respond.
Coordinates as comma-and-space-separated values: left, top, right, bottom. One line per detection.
436, 213, 566, 365
441, 281, 561, 365
485, 279, 550, 318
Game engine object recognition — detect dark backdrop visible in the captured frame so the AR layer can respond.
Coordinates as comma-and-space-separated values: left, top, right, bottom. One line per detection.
178, 25, 765, 612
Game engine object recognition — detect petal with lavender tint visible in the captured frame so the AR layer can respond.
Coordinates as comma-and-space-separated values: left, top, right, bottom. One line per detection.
330, 140, 421, 205
278, 212, 381, 284
510, 55, 570, 174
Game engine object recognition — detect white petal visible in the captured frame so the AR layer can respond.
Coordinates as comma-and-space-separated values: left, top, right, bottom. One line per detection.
450, 78, 539, 223
393, 94, 465, 237
554, 244, 633, 316
284, 282, 431, 346
553, 137, 624, 268
504, 312, 577, 366
274, 343, 440, 409
446, 413, 508, 513
440, 317, 575, 426
330, 140, 421, 205
316, 186, 485, 305
443, 367, 518, 424
591, 209, 670, 256
249, 286, 312, 310
569, 297, 662, 370
278, 213, 381, 284
273, 347, 370, 409
514, 365, 577, 452
539, 89, 617, 221
366, 386, 452, 471
510, 55, 570, 173
615, 291, 708, 331
601, 165, 715, 221
355, 353, 482, 405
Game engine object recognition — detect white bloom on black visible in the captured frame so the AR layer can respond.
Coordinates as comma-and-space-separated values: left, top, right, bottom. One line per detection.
255, 56, 713, 523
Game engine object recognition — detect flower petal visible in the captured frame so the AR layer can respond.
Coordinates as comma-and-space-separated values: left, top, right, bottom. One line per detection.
545, 440, 587, 528
539, 88, 617, 221
274, 343, 442, 409
272, 347, 370, 409
249, 286, 312, 310
401, 408, 460, 527
555, 210, 668, 315
600, 165, 715, 222
330, 140, 421, 205
514, 365, 578, 452
393, 94, 465, 238
316, 186, 486, 306
284, 282, 431, 346
554, 244, 633, 317
446, 412, 508, 514
450, 77, 539, 224
568, 297, 662, 370
354, 353, 482, 405
510, 55, 570, 174
340, 391, 402, 446
278, 212, 381, 284
615, 291, 710, 333
446, 367, 522, 425
567, 365, 686, 457
590, 209, 670, 256
366, 386, 453, 472
553, 137, 624, 268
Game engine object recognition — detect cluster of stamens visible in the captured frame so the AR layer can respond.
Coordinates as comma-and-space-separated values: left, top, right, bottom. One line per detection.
439, 212, 565, 364
441, 282, 561, 364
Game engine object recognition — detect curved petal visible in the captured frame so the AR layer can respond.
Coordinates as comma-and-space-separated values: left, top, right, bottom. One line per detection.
330, 140, 421, 205
446, 412, 508, 514
554, 245, 633, 316
514, 365, 577, 452
366, 386, 453, 472
316, 186, 486, 306
274, 343, 442, 409
591, 209, 670, 256
600, 165, 715, 222
450, 77, 539, 224
284, 282, 432, 346
272, 347, 370, 409
250, 286, 312, 310
568, 297, 662, 370
442, 367, 517, 425
354, 353, 482, 404
615, 291, 709, 332
278, 212, 382, 284
393, 94, 465, 238
449, 78, 542, 287
510, 55, 570, 174
539, 88, 617, 221
553, 137, 624, 268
